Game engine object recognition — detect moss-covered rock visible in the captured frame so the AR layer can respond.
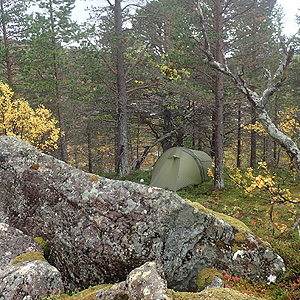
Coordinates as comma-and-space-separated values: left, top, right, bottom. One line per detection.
11, 251, 47, 265
34, 236, 50, 258
187, 200, 251, 234
197, 268, 223, 291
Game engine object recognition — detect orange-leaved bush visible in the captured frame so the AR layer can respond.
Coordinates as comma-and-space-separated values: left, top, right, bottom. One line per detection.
0, 82, 60, 152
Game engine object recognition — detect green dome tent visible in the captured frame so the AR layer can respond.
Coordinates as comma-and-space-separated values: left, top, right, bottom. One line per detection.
150, 147, 212, 191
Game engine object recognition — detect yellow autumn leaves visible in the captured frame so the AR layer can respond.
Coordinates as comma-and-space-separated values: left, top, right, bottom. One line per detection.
242, 107, 300, 137
229, 161, 300, 205
0, 82, 60, 152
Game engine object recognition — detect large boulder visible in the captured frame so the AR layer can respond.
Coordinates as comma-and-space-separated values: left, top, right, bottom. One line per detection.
0, 136, 285, 291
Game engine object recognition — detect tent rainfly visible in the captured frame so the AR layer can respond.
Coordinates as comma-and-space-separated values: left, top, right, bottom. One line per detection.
150, 147, 212, 191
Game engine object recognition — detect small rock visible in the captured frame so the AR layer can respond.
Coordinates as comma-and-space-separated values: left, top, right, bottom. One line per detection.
205, 276, 225, 289
97, 262, 172, 300
0, 260, 64, 299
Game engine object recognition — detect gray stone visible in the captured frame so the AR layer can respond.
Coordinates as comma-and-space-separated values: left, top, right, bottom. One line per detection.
0, 260, 64, 300
0, 136, 285, 291
205, 276, 225, 289
96, 262, 172, 300
0, 223, 43, 271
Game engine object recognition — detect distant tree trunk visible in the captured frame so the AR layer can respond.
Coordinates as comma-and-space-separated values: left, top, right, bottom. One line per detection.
0, 0, 13, 87
273, 140, 277, 163
211, 112, 216, 158
87, 118, 93, 173
161, 107, 173, 151
113, 0, 130, 177
250, 106, 257, 168
213, 0, 225, 190
237, 101, 242, 168
273, 97, 278, 163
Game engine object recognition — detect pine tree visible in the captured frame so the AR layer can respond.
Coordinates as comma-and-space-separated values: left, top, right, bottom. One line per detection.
21, 0, 78, 162
0, 0, 30, 88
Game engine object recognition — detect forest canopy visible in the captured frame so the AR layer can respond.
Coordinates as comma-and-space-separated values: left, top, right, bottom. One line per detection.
0, 0, 299, 179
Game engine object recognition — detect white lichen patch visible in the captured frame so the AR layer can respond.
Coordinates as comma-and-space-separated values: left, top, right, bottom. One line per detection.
0, 223, 8, 231
16, 262, 35, 274
82, 188, 98, 202
232, 250, 246, 260
129, 271, 143, 282
267, 274, 277, 285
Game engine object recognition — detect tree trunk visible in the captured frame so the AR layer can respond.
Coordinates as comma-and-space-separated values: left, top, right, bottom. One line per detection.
250, 106, 257, 168
114, 0, 130, 177
237, 101, 242, 168
87, 118, 93, 173
161, 107, 173, 151
0, 0, 13, 87
213, 0, 225, 190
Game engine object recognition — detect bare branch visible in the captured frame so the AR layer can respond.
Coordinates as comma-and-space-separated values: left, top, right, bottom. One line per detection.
106, 0, 114, 7
99, 77, 118, 94
134, 129, 177, 169
291, 217, 300, 230
127, 82, 158, 94
100, 54, 117, 75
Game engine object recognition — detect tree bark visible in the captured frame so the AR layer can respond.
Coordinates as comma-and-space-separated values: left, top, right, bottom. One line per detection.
250, 106, 257, 168
113, 0, 130, 177
237, 101, 242, 168
161, 107, 173, 151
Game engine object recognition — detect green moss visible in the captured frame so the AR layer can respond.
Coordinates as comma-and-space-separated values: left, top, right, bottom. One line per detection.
42, 285, 113, 300
231, 232, 246, 252
232, 243, 243, 253
168, 288, 267, 300
11, 251, 47, 265
187, 200, 251, 234
34, 236, 50, 258
234, 232, 246, 243
197, 268, 223, 291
